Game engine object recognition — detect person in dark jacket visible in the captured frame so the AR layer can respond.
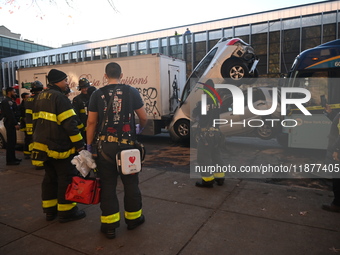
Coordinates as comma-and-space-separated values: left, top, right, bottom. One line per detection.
192, 79, 225, 188
25, 81, 44, 168
19, 92, 30, 158
322, 104, 340, 213
87, 62, 147, 239
31, 69, 86, 222
1, 87, 21, 165
72, 78, 93, 139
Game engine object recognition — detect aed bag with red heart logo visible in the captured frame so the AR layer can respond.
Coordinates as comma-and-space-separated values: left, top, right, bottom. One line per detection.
116, 149, 141, 175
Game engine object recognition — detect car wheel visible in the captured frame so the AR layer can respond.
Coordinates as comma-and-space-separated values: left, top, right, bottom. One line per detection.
221, 60, 250, 85
174, 119, 190, 140
255, 122, 277, 140
0, 134, 6, 149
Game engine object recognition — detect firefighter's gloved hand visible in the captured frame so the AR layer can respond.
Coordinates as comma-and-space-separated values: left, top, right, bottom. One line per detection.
136, 124, 144, 135
71, 150, 96, 177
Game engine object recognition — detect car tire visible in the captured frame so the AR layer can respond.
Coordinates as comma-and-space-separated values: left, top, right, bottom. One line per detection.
221, 60, 250, 85
0, 134, 7, 149
255, 121, 277, 140
174, 119, 190, 141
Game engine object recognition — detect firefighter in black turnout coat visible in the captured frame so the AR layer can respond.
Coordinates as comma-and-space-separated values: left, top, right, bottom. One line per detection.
30, 69, 86, 222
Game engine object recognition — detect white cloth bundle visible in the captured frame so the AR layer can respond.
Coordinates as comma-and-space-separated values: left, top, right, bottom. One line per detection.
71, 150, 97, 177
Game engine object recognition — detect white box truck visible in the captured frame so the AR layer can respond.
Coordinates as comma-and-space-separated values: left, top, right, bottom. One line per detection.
17, 54, 186, 135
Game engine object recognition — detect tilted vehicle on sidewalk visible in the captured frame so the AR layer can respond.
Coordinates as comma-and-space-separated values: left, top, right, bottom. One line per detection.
168, 37, 260, 141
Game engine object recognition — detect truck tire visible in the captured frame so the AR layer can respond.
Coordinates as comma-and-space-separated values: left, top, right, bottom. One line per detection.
221, 60, 250, 85
0, 134, 6, 149
174, 119, 190, 140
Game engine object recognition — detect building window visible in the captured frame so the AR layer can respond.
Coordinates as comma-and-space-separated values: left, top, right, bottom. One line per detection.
42, 56, 48, 66
102, 47, 107, 59
235, 25, 250, 37
283, 17, 300, 30
323, 23, 336, 43
209, 30, 222, 41
137, 41, 146, 55
269, 31, 280, 74
252, 33, 268, 75
223, 28, 233, 38
302, 14, 321, 27
50, 55, 56, 65
119, 44, 128, 57
109, 46, 117, 58
150, 39, 159, 54
62, 53, 69, 64
129, 43, 136, 56
194, 32, 206, 42
70, 52, 77, 63
282, 28, 300, 73
302, 25, 321, 51
93, 48, 101, 60
84, 49, 91, 61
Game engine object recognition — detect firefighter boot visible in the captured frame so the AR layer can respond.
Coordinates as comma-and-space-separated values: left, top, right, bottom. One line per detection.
215, 178, 225, 186
127, 214, 145, 230
44, 206, 57, 221
101, 223, 116, 239
59, 206, 86, 223
195, 179, 214, 188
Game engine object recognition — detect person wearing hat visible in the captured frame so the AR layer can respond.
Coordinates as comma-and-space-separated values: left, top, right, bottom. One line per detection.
30, 69, 86, 222
19, 92, 30, 159
24, 81, 43, 164
1, 87, 21, 165
72, 78, 93, 140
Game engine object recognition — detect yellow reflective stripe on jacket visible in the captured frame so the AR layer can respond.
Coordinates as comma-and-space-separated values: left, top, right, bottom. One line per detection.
101, 212, 120, 224
42, 199, 58, 209
26, 123, 33, 135
79, 109, 86, 113
32, 142, 76, 159
70, 133, 83, 143
58, 202, 77, 211
125, 209, 142, 220
77, 123, 84, 130
58, 109, 76, 123
33, 111, 58, 123
26, 109, 32, 114
202, 176, 214, 182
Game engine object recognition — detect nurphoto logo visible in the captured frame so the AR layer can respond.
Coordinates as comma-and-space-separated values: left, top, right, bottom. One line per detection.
200, 84, 311, 128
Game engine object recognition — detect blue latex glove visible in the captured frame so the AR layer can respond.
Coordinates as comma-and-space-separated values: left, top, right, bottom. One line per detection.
136, 124, 144, 135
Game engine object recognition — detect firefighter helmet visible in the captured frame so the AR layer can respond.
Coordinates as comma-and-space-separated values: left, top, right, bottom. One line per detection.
31, 80, 44, 92
77, 78, 91, 91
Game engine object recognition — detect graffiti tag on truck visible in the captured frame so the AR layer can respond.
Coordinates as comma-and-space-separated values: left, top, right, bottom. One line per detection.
136, 87, 160, 118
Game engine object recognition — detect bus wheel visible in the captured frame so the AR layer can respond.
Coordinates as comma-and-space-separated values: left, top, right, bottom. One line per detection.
174, 119, 190, 140
221, 60, 249, 85
255, 122, 277, 140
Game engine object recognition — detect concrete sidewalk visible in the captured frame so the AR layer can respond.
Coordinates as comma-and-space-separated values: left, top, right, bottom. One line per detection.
0, 150, 339, 255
